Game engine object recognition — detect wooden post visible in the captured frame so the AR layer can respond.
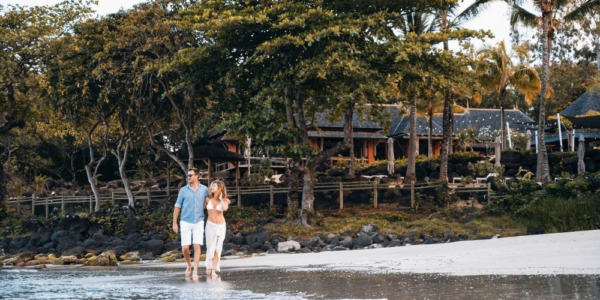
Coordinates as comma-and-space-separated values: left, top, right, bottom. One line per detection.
89, 195, 93, 213
270, 185, 274, 207
373, 180, 378, 209
410, 182, 415, 209
487, 182, 491, 205
339, 182, 344, 210
16, 197, 20, 217
147, 190, 151, 206
61, 196, 65, 215
236, 161, 241, 208
32, 194, 36, 217
45, 198, 49, 220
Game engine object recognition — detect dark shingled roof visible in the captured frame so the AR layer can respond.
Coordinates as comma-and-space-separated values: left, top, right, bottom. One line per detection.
308, 130, 388, 139
388, 108, 535, 141
315, 105, 403, 131
561, 91, 600, 117
560, 91, 600, 129
531, 129, 600, 146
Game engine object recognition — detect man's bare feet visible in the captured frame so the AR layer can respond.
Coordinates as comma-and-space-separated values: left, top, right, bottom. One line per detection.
185, 265, 192, 277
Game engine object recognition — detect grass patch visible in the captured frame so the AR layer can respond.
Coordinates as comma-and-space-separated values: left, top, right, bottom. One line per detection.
518, 196, 600, 233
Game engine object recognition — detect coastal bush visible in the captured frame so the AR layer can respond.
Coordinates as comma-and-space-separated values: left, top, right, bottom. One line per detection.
518, 196, 600, 232
489, 178, 539, 216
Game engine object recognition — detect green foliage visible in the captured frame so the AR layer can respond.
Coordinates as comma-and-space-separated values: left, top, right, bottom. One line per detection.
510, 132, 530, 150
456, 127, 477, 151
241, 159, 274, 187
518, 196, 600, 232
491, 178, 540, 216
468, 161, 503, 177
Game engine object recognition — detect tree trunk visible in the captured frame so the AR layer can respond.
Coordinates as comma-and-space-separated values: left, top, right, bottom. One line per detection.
405, 95, 417, 183
300, 168, 317, 227
115, 141, 135, 208
85, 165, 102, 212
536, 9, 551, 184
440, 97, 451, 181
348, 136, 355, 177
500, 89, 506, 150
428, 114, 433, 158
0, 163, 7, 215
286, 165, 300, 220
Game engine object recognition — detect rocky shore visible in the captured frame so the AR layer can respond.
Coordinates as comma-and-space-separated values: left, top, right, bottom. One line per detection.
1, 213, 488, 270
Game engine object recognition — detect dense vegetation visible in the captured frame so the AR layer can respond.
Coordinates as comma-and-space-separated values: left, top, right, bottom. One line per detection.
1, 0, 599, 227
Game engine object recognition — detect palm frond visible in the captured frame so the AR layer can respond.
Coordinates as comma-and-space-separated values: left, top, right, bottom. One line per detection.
565, 0, 600, 21
508, 4, 539, 28
456, 0, 500, 22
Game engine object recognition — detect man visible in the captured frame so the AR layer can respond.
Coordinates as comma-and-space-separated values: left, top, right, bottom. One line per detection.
173, 167, 208, 278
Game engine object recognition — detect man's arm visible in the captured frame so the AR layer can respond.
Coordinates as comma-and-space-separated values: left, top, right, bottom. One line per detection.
172, 207, 181, 233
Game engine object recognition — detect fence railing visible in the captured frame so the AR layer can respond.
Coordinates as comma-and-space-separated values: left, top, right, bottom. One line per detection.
6, 181, 494, 219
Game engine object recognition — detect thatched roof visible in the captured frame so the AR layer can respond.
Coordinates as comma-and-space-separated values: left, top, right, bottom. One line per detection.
561, 91, 600, 129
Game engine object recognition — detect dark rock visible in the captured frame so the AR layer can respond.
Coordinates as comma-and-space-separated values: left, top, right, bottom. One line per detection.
27, 229, 52, 247
340, 236, 354, 248
352, 234, 373, 249
152, 232, 169, 241
231, 234, 245, 245
250, 242, 263, 250
256, 231, 271, 244
164, 242, 180, 252
332, 246, 349, 251
123, 218, 142, 235
324, 233, 338, 245
21, 219, 46, 233
387, 239, 402, 247
244, 234, 258, 245
135, 239, 164, 256
527, 226, 545, 235
61, 216, 89, 234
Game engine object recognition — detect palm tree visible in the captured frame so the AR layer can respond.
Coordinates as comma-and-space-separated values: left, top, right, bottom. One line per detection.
417, 92, 445, 157
459, 0, 600, 184
476, 40, 541, 150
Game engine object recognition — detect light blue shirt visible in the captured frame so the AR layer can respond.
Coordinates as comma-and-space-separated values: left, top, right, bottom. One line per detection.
175, 184, 208, 224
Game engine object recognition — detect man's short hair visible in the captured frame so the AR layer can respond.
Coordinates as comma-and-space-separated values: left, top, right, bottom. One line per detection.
188, 167, 199, 174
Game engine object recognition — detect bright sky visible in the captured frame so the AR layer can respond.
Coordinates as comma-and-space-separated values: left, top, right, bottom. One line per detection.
0, 0, 536, 49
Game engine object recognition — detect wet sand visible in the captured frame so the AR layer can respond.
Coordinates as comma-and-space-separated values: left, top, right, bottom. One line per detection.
144, 230, 600, 276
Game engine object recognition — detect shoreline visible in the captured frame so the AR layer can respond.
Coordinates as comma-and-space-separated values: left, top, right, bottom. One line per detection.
134, 230, 600, 276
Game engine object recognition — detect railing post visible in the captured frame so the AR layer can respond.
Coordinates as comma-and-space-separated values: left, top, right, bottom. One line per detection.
31, 194, 36, 217
147, 190, 151, 206
373, 180, 378, 209
89, 195, 93, 213
410, 182, 415, 209
16, 197, 20, 217
269, 185, 274, 207
487, 182, 491, 205
45, 198, 49, 220
339, 182, 344, 210
61, 196, 65, 215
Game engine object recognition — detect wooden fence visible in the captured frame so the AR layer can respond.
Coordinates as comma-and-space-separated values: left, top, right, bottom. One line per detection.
6, 181, 494, 219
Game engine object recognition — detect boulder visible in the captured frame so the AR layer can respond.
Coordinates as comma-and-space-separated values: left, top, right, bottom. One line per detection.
119, 251, 140, 261
276, 241, 301, 252
135, 239, 164, 256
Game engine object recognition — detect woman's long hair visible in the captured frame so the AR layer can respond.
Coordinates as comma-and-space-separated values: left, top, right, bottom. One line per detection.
209, 180, 227, 200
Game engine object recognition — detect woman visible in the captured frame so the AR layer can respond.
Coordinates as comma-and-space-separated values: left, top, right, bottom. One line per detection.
204, 180, 230, 277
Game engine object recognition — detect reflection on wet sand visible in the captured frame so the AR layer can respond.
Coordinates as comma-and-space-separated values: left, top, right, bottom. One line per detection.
222, 269, 600, 300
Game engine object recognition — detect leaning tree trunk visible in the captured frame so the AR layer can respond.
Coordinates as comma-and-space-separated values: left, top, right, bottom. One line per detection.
300, 167, 317, 227
115, 141, 135, 208
85, 165, 102, 212
440, 94, 452, 181
536, 9, 551, 184
405, 95, 418, 183
286, 165, 301, 220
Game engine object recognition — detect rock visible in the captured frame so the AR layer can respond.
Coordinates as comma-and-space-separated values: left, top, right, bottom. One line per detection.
352, 234, 373, 249
119, 260, 142, 265
119, 251, 140, 261
58, 255, 78, 265
231, 234, 245, 245
156, 256, 175, 263
340, 236, 353, 248
24, 259, 42, 266
60, 216, 89, 234
21, 219, 46, 233
123, 218, 142, 235
332, 246, 349, 251
62, 246, 84, 258
277, 241, 300, 252
135, 239, 164, 256
359, 224, 378, 234
256, 231, 271, 244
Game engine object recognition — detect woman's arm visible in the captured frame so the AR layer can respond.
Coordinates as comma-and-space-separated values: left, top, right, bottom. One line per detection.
221, 198, 230, 211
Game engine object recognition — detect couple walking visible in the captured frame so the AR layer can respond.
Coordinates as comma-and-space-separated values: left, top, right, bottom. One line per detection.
172, 167, 230, 278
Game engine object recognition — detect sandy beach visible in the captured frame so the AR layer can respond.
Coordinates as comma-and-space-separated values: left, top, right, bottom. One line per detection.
146, 230, 600, 276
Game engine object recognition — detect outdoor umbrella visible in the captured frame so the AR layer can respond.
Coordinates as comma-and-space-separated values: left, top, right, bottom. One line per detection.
494, 136, 501, 167
387, 138, 395, 175
578, 135, 586, 175
526, 130, 531, 150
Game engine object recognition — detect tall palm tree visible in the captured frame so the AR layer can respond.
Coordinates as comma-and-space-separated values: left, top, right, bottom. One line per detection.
459, 0, 600, 184
476, 40, 541, 150
417, 92, 445, 157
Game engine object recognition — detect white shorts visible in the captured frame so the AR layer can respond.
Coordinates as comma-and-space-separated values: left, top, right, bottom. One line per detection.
180, 220, 204, 246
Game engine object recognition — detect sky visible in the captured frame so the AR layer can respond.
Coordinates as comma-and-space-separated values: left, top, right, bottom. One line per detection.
0, 0, 535, 49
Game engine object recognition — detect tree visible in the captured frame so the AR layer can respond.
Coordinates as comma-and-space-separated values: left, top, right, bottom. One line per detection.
460, 0, 600, 183
476, 40, 541, 149
0, 0, 95, 210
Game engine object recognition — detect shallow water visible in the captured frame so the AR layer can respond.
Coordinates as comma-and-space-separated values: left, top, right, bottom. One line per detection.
1, 267, 599, 299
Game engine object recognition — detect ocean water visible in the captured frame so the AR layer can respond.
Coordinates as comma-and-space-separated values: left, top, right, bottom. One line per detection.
1, 266, 599, 299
